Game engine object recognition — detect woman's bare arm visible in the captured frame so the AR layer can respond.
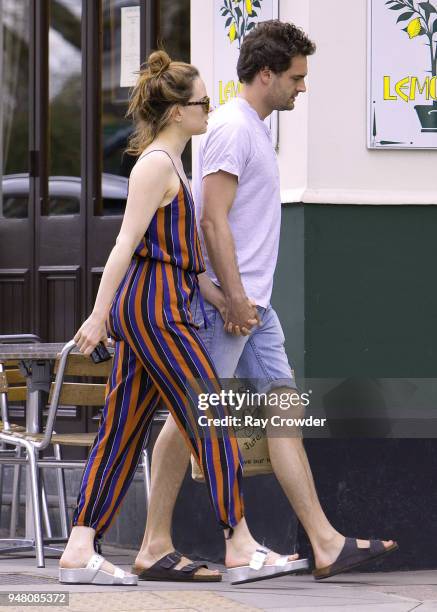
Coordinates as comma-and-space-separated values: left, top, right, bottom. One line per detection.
197, 273, 226, 319
74, 153, 176, 355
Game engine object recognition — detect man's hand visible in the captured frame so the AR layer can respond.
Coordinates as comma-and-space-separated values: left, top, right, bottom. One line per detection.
224, 295, 262, 336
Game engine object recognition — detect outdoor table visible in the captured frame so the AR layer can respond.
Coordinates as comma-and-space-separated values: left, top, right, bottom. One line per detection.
0, 342, 78, 558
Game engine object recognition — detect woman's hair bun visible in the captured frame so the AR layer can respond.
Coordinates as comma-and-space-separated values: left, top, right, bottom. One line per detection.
126, 48, 199, 155
147, 50, 172, 77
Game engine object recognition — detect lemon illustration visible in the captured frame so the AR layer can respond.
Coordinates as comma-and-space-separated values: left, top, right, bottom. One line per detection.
246, 0, 253, 14
229, 22, 237, 42
407, 17, 422, 39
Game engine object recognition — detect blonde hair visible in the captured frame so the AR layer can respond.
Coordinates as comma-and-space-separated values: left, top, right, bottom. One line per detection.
126, 50, 199, 155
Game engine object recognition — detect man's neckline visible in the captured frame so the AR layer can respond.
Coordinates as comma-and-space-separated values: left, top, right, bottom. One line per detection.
235, 96, 265, 121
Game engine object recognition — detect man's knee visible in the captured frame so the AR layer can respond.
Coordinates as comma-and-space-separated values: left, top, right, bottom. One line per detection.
263, 386, 306, 438
267, 386, 306, 420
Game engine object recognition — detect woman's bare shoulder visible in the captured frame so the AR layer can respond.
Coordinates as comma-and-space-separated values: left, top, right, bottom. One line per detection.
130, 149, 174, 182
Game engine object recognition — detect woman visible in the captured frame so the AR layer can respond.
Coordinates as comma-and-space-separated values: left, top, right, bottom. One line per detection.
59, 50, 301, 586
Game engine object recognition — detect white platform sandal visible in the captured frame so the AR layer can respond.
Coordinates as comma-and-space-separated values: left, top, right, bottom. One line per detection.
59, 553, 138, 585
228, 548, 309, 585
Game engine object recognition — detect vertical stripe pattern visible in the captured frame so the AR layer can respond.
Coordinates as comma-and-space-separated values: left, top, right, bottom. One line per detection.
72, 152, 244, 535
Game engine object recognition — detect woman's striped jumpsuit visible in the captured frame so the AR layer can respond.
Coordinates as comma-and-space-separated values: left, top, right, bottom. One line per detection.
72, 150, 244, 536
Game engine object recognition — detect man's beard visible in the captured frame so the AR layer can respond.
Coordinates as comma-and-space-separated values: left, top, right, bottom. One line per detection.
274, 100, 294, 112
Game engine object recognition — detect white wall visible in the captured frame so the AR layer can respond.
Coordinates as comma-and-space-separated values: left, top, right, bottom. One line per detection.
191, 0, 437, 204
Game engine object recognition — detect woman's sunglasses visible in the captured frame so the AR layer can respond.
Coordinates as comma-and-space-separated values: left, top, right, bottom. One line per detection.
185, 96, 211, 113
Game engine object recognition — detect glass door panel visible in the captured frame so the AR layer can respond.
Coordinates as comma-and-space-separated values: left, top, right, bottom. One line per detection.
159, 0, 191, 176
47, 0, 82, 216
2, 0, 30, 216
98, 0, 138, 216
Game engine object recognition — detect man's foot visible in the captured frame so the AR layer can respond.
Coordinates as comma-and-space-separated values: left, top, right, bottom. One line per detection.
313, 535, 395, 571
134, 548, 221, 579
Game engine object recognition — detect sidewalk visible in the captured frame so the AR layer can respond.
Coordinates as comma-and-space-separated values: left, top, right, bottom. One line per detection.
0, 545, 435, 611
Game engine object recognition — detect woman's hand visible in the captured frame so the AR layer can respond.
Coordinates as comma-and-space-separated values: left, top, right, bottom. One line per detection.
74, 313, 108, 356
224, 297, 260, 337
197, 273, 260, 336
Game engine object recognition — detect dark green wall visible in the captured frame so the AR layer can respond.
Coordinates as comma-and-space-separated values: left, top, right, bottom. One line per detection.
300, 204, 437, 571
271, 204, 304, 377
305, 205, 437, 379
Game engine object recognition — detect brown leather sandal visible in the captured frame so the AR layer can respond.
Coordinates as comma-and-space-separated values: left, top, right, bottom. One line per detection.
313, 538, 399, 580
131, 550, 222, 582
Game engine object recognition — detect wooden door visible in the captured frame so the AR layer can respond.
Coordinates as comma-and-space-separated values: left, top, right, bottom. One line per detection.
0, 0, 157, 341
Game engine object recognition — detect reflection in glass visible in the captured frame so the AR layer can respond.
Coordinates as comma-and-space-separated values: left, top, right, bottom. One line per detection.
3, 195, 28, 219
100, 0, 138, 216
48, 0, 82, 215
159, 0, 190, 63
159, 0, 191, 176
2, 0, 30, 217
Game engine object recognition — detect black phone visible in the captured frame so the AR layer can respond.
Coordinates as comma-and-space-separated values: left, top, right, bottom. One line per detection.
90, 342, 111, 364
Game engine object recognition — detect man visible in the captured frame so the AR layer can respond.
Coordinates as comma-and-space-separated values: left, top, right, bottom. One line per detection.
133, 20, 397, 581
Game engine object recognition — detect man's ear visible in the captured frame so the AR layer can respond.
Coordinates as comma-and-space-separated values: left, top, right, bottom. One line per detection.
259, 67, 272, 85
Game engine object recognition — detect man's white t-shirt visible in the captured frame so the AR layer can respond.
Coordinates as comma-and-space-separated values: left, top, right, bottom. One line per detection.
193, 97, 282, 308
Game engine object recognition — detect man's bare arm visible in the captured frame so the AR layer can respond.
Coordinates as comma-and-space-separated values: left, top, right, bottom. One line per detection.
200, 171, 260, 332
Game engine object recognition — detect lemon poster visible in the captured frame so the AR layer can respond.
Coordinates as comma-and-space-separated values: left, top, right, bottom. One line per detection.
214, 0, 279, 146
369, 0, 437, 148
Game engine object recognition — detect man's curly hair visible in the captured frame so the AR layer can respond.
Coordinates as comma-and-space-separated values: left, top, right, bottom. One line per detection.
237, 20, 316, 84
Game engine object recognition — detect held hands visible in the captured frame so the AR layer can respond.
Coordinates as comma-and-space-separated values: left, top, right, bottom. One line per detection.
195, 275, 261, 337
73, 313, 109, 356
222, 295, 262, 337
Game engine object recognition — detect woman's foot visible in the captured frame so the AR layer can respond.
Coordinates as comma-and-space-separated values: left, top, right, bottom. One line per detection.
60, 528, 132, 578
225, 539, 299, 569
224, 519, 299, 569
60, 547, 129, 578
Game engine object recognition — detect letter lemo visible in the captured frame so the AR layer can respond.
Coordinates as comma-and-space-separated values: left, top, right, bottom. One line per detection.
383, 75, 437, 102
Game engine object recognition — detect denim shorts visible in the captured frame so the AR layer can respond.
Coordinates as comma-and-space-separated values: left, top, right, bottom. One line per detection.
191, 293, 296, 394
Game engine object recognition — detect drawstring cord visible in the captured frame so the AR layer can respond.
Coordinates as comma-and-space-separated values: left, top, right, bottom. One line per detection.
193, 276, 210, 329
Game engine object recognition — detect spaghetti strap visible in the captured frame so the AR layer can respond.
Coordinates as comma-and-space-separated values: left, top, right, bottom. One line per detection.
137, 149, 194, 199
137, 149, 188, 188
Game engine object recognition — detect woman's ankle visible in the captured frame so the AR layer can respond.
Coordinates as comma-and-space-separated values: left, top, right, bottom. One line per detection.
61, 526, 96, 558
224, 518, 256, 548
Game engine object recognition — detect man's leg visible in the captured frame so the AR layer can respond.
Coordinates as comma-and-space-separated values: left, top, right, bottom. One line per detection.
266, 393, 345, 568
137, 298, 300, 571
236, 306, 394, 570
135, 415, 196, 567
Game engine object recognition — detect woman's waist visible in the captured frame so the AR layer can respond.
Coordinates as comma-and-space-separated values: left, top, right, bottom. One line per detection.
133, 253, 203, 274
117, 256, 199, 305
134, 238, 205, 272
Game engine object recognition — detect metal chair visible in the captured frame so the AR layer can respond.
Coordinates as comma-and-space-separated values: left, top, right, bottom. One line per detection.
0, 363, 56, 541
0, 334, 50, 539
0, 341, 106, 565
140, 407, 169, 508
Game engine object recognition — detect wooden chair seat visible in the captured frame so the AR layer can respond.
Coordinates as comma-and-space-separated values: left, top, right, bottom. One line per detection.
8, 431, 96, 447
54, 352, 113, 377
0, 422, 26, 433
